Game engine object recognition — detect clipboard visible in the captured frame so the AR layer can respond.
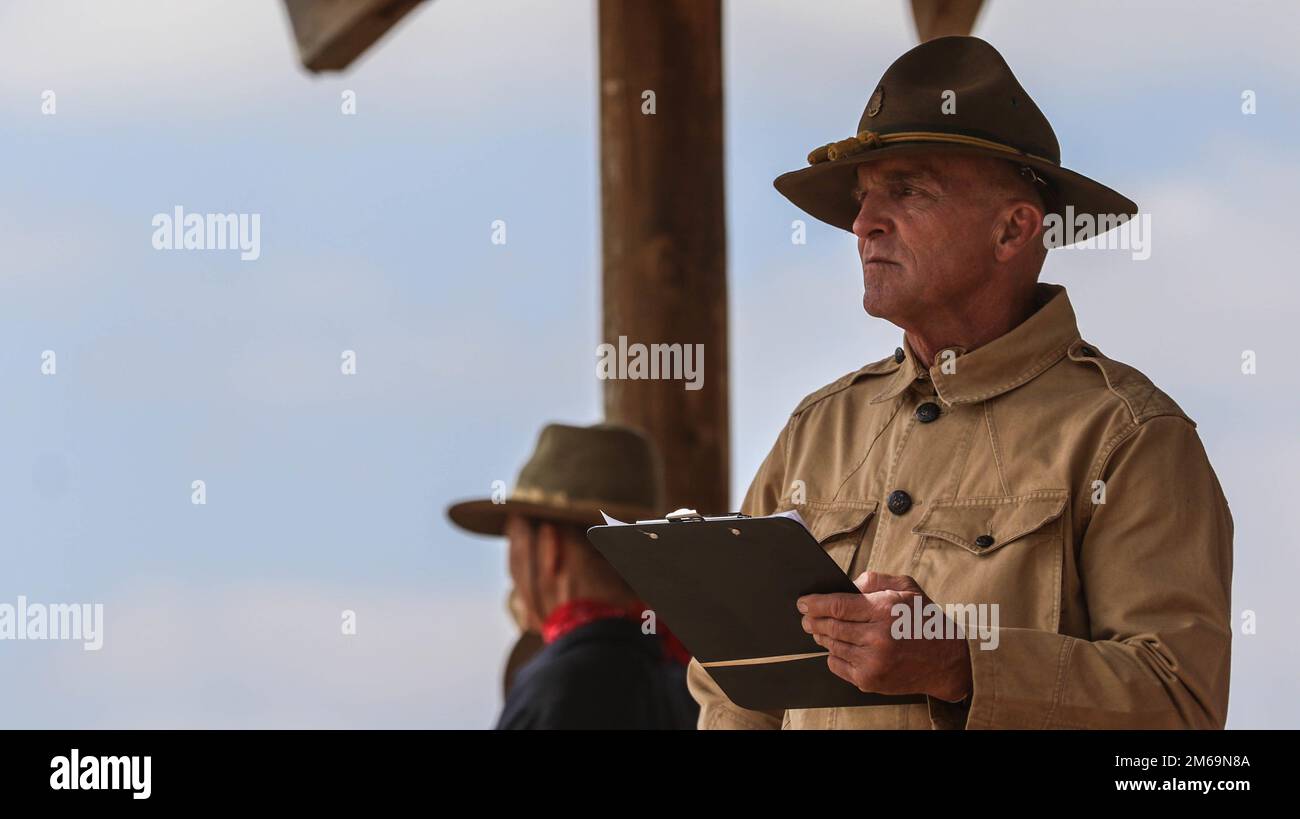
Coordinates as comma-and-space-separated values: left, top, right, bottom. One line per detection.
587, 509, 926, 711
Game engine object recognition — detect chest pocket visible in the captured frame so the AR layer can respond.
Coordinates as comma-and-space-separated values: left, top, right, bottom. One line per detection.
798, 500, 878, 575
908, 490, 1068, 631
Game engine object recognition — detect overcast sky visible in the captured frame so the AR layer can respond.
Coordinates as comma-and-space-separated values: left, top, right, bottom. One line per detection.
0, 0, 1296, 728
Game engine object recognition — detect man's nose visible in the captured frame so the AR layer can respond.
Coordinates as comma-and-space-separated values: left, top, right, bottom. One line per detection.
851, 194, 892, 240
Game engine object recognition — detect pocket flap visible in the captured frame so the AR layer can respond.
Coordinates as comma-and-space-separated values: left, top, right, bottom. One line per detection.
911, 491, 1067, 555
798, 501, 879, 543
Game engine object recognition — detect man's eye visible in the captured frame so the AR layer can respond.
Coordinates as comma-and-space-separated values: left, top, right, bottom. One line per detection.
900, 186, 918, 197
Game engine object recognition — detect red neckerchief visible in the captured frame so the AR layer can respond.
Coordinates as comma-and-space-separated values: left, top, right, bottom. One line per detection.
541, 598, 691, 666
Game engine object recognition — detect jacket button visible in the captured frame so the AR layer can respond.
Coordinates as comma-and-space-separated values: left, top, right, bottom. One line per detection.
1079, 345, 1096, 357
894, 347, 905, 363
974, 534, 995, 549
915, 402, 941, 423
886, 490, 912, 515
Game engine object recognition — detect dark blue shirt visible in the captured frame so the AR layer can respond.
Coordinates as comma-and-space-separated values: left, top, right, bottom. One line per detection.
496, 618, 698, 730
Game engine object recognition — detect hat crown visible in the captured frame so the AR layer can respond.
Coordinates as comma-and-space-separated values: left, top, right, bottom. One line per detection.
514, 423, 664, 513
856, 36, 1060, 164
772, 36, 1137, 238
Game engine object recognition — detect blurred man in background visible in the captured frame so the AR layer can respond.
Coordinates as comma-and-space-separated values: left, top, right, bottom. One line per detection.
448, 422, 697, 729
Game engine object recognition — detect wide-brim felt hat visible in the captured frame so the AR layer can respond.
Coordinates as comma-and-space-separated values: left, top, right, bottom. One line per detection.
446, 422, 665, 536
774, 36, 1137, 247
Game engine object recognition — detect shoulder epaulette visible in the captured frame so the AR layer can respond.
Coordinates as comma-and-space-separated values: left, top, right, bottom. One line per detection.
1066, 339, 1193, 426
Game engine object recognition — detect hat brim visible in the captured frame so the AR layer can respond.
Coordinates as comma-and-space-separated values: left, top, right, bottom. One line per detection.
773, 142, 1137, 249
446, 497, 662, 537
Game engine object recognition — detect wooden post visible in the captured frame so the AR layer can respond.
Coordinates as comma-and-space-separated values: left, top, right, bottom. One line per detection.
598, 0, 729, 515
282, 0, 426, 72
909, 0, 984, 42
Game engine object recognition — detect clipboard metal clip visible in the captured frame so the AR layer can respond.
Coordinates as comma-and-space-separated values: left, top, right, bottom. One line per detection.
664, 508, 705, 523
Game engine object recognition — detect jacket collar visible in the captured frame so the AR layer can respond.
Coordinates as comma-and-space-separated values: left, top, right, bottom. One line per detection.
870, 283, 1080, 407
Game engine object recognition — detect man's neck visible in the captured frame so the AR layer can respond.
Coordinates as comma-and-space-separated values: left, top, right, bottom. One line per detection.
902, 283, 1039, 369
538, 593, 643, 643
543, 579, 639, 621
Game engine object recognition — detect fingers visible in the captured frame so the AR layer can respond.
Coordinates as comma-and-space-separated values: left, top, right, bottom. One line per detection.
804, 616, 895, 673
854, 570, 923, 595
800, 591, 908, 629
825, 652, 882, 694
802, 614, 872, 645
826, 652, 859, 688
797, 592, 872, 621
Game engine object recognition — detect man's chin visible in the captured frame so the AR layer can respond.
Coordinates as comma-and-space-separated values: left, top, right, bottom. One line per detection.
862, 291, 889, 319
861, 270, 900, 319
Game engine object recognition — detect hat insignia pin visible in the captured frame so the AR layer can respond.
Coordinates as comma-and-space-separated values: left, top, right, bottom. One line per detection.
866, 85, 884, 117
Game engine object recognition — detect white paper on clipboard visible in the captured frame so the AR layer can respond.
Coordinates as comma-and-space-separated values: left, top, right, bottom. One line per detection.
599, 509, 809, 531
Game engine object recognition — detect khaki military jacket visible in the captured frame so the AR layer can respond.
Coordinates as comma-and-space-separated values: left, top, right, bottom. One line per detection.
688, 283, 1233, 729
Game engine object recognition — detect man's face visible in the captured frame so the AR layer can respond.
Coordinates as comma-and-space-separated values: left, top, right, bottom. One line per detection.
851, 154, 1025, 326
504, 514, 570, 629
504, 514, 539, 628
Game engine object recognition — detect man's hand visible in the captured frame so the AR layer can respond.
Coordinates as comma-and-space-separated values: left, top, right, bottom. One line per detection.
797, 571, 972, 703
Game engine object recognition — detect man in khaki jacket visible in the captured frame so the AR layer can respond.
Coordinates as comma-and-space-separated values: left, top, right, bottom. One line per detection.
688, 36, 1233, 729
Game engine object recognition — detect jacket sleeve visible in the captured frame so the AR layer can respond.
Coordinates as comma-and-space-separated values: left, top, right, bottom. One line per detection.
964, 415, 1234, 729
689, 417, 794, 730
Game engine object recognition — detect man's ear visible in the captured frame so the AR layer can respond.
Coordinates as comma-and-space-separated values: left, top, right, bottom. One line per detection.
993, 201, 1044, 263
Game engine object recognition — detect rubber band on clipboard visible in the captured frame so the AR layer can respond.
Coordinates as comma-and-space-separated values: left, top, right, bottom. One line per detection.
699, 650, 829, 668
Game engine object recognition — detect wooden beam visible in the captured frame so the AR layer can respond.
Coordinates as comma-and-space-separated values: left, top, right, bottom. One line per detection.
282, 0, 427, 72
599, 0, 729, 516
909, 0, 984, 42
